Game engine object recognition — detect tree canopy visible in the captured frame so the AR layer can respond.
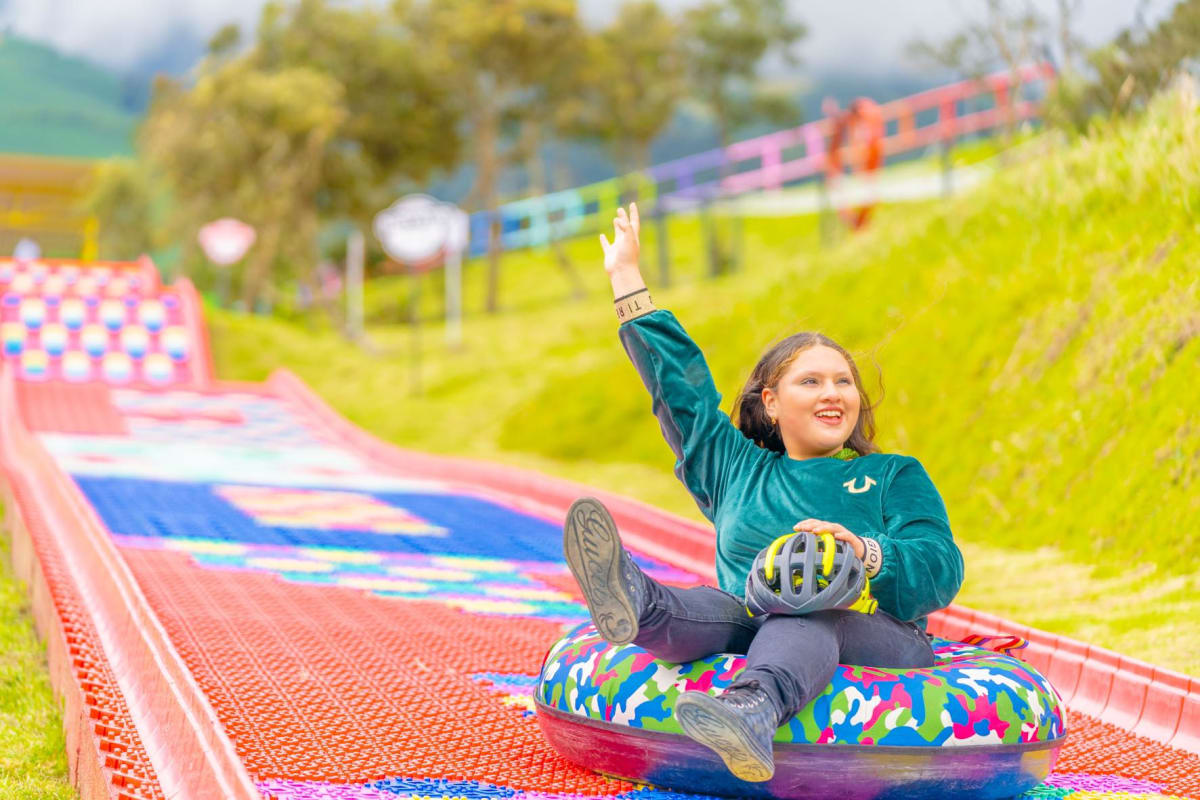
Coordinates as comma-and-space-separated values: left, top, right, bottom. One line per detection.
95, 0, 812, 311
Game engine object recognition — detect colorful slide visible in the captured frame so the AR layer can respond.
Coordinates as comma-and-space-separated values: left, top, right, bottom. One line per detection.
1, 257, 1197, 799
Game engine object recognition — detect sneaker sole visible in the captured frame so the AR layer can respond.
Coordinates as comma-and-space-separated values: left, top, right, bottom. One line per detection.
563, 497, 638, 645
674, 692, 775, 783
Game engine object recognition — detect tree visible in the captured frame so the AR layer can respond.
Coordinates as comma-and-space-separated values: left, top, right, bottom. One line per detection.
142, 62, 346, 309
556, 2, 686, 287
505, 4, 596, 299
82, 158, 158, 261
140, 0, 468, 313
253, 0, 464, 222
681, 0, 806, 148
908, 1, 1200, 132
905, 0, 1061, 139
207, 22, 242, 58
679, 0, 806, 276
1048, 0, 1200, 129
907, 1, 1049, 81
584, 1, 687, 174
412, 0, 586, 313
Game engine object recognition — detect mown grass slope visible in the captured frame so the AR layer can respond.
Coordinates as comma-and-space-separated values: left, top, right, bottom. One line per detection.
212, 90, 1200, 674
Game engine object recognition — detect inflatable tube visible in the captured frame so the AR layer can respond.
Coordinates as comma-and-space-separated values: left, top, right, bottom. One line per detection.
536, 623, 1067, 800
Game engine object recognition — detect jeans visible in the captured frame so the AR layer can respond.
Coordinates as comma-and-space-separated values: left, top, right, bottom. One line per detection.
634, 578, 936, 721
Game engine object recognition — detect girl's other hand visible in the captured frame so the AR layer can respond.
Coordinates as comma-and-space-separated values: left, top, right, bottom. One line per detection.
793, 518, 866, 560
599, 203, 641, 276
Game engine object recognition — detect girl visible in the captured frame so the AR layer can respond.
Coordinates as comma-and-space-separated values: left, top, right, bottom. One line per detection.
563, 203, 963, 783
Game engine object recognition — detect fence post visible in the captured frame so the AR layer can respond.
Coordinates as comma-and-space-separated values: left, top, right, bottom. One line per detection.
655, 202, 670, 288
939, 94, 957, 198
346, 229, 364, 341
762, 140, 782, 191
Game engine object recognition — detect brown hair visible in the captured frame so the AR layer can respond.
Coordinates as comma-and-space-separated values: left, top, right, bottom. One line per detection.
731, 332, 880, 456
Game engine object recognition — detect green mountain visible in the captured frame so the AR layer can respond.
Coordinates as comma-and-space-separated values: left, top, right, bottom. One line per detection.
0, 33, 138, 158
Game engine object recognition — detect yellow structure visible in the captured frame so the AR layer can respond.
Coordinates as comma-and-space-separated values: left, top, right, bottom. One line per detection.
0, 153, 98, 258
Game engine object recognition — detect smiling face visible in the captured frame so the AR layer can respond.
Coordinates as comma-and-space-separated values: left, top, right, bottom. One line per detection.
761, 345, 862, 459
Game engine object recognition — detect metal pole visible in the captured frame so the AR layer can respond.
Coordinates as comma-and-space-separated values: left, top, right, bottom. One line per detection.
732, 211, 744, 272
655, 203, 670, 288
941, 139, 953, 199
444, 245, 463, 348
217, 264, 230, 309
818, 178, 834, 248
346, 229, 364, 340
940, 98, 956, 199
408, 261, 421, 396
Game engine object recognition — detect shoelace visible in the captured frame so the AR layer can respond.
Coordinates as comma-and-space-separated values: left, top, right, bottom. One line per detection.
720, 686, 772, 711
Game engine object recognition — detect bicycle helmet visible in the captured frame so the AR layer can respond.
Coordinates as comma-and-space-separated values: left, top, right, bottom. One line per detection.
744, 531, 877, 617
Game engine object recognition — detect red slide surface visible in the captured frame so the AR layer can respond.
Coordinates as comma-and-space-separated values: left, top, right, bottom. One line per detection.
2, 257, 1196, 799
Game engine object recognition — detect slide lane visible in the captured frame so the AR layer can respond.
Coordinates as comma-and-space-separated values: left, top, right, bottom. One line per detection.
1, 258, 1197, 799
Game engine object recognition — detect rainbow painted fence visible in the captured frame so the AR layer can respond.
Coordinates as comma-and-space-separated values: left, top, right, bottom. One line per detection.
468, 63, 1055, 258
1, 256, 1198, 799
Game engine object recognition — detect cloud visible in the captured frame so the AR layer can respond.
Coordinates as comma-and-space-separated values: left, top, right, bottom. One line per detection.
0, 0, 266, 72
590, 0, 1171, 74
0, 0, 1176, 76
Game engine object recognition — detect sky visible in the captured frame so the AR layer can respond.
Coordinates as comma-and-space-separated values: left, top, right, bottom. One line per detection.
0, 0, 1174, 77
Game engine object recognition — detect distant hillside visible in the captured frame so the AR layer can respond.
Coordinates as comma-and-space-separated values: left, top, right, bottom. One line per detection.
0, 33, 138, 158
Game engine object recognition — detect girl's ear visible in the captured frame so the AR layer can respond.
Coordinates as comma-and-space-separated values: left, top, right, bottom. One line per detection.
761, 386, 777, 418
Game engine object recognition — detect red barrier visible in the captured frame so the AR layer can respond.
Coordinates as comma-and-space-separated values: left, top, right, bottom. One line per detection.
1173, 686, 1200, 753
175, 276, 214, 385
1134, 667, 1188, 743
927, 605, 1198, 755
1046, 638, 1089, 703
0, 367, 259, 798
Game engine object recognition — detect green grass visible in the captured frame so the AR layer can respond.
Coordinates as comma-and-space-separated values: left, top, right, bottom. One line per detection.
213, 91, 1200, 676
0, 521, 74, 798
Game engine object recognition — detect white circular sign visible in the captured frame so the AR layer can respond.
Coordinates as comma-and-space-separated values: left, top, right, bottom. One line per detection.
198, 218, 257, 266
373, 195, 466, 265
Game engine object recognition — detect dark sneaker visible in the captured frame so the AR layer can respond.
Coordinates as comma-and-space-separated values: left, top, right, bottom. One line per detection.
562, 497, 646, 645
674, 685, 779, 783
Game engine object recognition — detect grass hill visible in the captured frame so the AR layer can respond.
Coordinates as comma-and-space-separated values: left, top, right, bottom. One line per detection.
0, 33, 137, 158
210, 87, 1200, 676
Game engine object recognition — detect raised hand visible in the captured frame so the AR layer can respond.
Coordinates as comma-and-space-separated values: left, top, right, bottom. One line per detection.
599, 203, 641, 276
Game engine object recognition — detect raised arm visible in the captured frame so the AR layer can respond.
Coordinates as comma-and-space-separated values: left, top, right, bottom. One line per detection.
601, 204, 754, 519
599, 203, 652, 318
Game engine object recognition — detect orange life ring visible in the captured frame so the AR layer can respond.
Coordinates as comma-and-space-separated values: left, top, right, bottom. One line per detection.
825, 98, 885, 230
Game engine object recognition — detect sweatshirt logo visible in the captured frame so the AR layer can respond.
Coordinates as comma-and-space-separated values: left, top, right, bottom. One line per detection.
843, 477, 876, 494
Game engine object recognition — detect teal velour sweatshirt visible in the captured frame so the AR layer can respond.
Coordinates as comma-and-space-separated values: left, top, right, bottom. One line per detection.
619, 309, 964, 626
